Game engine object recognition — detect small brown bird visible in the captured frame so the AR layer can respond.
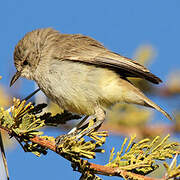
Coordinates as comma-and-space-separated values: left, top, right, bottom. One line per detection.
10, 28, 171, 136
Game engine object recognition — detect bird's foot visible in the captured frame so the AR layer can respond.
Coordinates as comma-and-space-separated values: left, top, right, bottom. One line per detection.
55, 118, 99, 151
55, 132, 78, 153
76, 107, 106, 139
75, 118, 102, 139
55, 107, 106, 151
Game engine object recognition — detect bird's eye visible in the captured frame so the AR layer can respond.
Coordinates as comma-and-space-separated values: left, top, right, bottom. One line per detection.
23, 60, 28, 66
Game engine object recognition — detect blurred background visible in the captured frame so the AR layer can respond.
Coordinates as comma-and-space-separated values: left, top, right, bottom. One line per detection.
0, 0, 180, 179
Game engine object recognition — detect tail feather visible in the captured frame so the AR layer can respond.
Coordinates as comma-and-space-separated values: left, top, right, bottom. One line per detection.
121, 79, 173, 121
143, 99, 172, 121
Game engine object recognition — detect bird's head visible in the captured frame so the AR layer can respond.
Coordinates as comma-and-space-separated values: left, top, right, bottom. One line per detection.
10, 28, 59, 86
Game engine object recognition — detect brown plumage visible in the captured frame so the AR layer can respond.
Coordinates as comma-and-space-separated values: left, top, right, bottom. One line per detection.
10, 28, 172, 133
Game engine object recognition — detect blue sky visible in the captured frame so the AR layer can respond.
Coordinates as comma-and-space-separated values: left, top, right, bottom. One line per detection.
0, 0, 180, 179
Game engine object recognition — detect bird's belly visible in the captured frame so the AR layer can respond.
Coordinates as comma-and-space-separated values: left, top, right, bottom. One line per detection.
36, 62, 103, 115
35, 60, 121, 115
46, 87, 97, 115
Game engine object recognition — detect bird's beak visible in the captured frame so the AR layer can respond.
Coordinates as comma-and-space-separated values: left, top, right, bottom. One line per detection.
10, 71, 21, 87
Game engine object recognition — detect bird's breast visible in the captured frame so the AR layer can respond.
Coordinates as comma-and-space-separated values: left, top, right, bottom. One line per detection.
34, 59, 123, 115
34, 60, 100, 115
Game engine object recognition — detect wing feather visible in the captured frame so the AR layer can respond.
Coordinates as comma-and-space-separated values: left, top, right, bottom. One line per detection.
56, 34, 162, 84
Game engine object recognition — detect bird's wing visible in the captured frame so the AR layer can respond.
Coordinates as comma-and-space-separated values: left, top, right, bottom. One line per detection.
57, 34, 162, 84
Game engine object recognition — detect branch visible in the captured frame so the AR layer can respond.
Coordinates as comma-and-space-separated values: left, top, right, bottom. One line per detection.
0, 99, 179, 179
5, 131, 164, 180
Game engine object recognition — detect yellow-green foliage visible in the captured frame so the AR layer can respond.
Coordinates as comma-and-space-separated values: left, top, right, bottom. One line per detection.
0, 97, 179, 179
164, 154, 180, 179
106, 135, 179, 175
0, 98, 46, 156
0, 98, 45, 136
57, 119, 108, 159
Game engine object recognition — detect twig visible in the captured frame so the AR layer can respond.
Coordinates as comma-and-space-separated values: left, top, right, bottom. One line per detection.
88, 163, 162, 180
7, 88, 40, 112
0, 131, 9, 180
0, 125, 171, 180
28, 135, 164, 180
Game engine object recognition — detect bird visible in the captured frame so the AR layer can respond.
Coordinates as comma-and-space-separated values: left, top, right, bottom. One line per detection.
10, 28, 172, 138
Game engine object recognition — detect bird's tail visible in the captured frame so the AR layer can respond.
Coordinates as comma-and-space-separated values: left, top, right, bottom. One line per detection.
121, 79, 172, 121
142, 96, 172, 121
